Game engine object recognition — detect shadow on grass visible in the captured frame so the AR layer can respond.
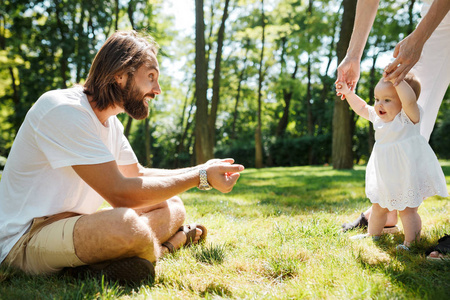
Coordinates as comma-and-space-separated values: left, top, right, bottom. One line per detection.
0, 265, 153, 300
186, 166, 368, 217
355, 234, 450, 299
184, 165, 450, 218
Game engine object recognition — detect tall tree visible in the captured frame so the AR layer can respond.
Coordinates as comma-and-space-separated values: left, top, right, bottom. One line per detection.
231, 38, 250, 140
275, 36, 298, 138
195, 0, 214, 164
255, 0, 266, 169
332, 0, 357, 169
208, 0, 231, 146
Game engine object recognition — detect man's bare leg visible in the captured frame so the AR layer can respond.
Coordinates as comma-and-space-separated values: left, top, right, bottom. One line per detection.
136, 196, 204, 258
74, 207, 158, 264
74, 196, 204, 265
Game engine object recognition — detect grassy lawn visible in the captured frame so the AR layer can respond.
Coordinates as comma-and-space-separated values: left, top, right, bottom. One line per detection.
1, 162, 449, 299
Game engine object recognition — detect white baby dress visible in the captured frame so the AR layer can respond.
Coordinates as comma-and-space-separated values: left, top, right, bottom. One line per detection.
365, 106, 448, 211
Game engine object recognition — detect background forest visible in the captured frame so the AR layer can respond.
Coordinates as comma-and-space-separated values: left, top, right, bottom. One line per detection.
0, 0, 449, 171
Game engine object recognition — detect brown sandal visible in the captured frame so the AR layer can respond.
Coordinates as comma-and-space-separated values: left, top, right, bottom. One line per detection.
162, 223, 207, 253
180, 223, 207, 247
162, 241, 175, 253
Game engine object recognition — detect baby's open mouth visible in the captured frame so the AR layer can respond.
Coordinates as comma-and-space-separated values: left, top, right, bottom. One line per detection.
379, 110, 386, 115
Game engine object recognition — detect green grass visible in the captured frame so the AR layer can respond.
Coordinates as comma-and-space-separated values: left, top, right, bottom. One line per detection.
1, 162, 449, 299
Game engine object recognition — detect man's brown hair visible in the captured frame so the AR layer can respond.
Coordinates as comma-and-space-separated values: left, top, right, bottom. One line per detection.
83, 30, 159, 110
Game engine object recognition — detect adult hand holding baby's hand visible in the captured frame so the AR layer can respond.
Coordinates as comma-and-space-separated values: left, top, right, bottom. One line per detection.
335, 82, 349, 100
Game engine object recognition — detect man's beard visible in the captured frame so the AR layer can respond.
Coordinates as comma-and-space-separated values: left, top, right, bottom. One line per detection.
122, 79, 151, 120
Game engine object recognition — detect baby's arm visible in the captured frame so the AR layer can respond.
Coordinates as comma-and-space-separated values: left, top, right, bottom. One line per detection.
335, 81, 370, 120
391, 80, 420, 124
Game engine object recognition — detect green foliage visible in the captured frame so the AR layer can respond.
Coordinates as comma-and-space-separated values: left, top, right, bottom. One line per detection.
215, 140, 256, 167
431, 117, 450, 159
269, 134, 331, 166
0, 0, 448, 166
0, 156, 6, 170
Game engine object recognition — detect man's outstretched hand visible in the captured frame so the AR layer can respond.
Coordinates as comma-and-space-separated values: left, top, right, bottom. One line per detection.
206, 161, 244, 193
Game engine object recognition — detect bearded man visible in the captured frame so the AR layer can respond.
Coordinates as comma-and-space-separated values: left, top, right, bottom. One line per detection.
0, 30, 244, 284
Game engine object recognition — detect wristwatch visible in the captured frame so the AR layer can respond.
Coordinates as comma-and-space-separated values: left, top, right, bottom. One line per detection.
198, 169, 212, 190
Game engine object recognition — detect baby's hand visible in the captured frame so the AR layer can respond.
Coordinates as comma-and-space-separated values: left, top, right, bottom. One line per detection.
335, 81, 351, 100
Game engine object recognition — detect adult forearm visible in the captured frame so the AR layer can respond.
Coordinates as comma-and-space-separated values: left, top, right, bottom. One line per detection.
412, 0, 450, 45
110, 173, 199, 209
346, 0, 380, 59
108, 161, 244, 208
138, 165, 201, 177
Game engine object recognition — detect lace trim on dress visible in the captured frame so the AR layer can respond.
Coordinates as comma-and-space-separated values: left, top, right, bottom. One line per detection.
367, 176, 447, 211
400, 109, 414, 125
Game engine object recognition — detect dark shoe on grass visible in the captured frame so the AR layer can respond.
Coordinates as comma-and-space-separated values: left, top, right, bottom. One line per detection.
342, 213, 368, 232
426, 234, 450, 262
62, 256, 155, 285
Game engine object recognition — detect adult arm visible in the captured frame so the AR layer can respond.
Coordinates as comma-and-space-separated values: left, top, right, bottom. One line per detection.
118, 158, 235, 178
384, 0, 450, 85
336, 0, 380, 95
335, 81, 370, 120
73, 160, 244, 209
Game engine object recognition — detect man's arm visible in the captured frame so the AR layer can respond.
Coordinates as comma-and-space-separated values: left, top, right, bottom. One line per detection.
384, 0, 450, 85
336, 0, 380, 93
73, 160, 244, 209
118, 158, 235, 177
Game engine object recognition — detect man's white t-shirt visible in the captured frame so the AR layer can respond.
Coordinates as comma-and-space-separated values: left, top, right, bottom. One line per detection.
0, 87, 138, 263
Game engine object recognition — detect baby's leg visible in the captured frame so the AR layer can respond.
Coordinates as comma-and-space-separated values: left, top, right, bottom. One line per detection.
368, 203, 389, 237
398, 207, 421, 246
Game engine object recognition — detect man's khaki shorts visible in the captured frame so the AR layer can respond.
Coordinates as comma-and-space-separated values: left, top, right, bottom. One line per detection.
2, 212, 86, 274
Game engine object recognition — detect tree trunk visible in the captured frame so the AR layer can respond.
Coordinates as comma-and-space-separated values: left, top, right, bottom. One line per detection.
306, 54, 315, 165
175, 86, 195, 168
114, 0, 119, 30
275, 37, 298, 138
407, 0, 416, 34
306, 0, 314, 137
368, 54, 378, 153
231, 39, 250, 140
123, 1, 137, 138
205, 0, 216, 69
195, 0, 213, 164
208, 0, 230, 147
54, 0, 68, 89
255, 0, 266, 169
144, 119, 152, 167
332, 0, 357, 169
128, 0, 136, 29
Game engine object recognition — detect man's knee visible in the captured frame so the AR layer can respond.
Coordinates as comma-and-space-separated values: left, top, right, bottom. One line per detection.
112, 208, 154, 248
168, 196, 186, 213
